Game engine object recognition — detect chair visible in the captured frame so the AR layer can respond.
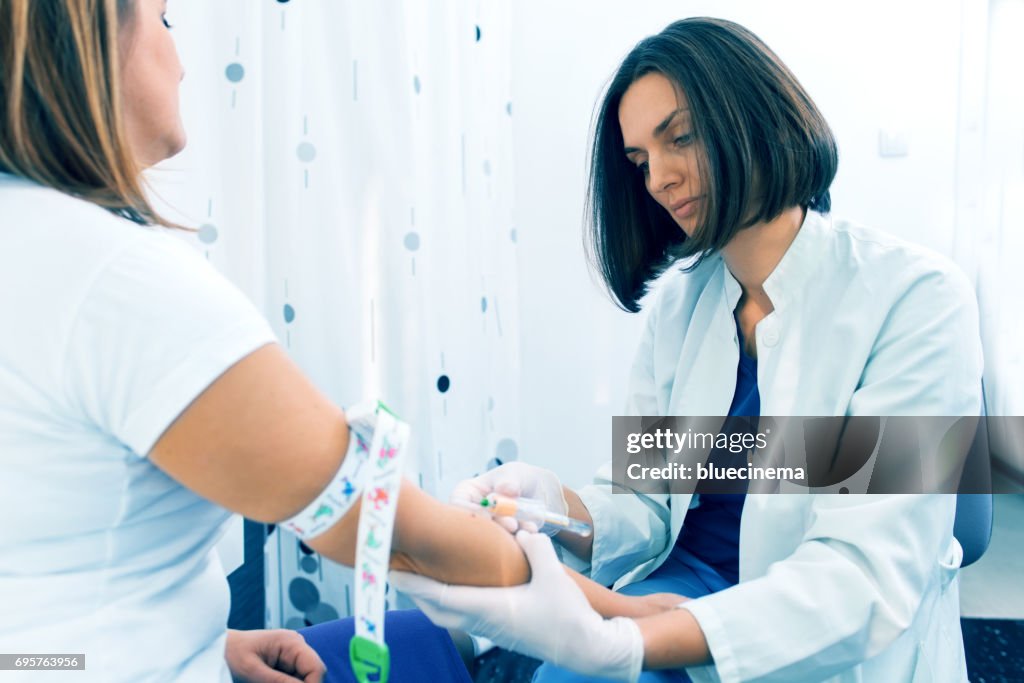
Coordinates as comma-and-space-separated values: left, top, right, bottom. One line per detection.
953, 386, 994, 567
954, 493, 993, 567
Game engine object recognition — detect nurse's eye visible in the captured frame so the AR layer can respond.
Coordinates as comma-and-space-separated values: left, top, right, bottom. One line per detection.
673, 133, 694, 148
625, 154, 649, 175
162, 14, 174, 29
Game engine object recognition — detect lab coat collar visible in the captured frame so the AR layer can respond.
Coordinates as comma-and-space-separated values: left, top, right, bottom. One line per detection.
721, 208, 829, 313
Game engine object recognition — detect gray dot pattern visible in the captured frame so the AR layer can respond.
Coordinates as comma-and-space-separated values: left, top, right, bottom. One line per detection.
198, 223, 218, 244
305, 602, 339, 625
284, 617, 306, 630
288, 577, 320, 612
225, 63, 245, 82
297, 142, 317, 162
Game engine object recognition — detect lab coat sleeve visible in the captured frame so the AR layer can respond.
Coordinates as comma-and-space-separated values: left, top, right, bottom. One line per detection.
680, 265, 983, 682
564, 299, 672, 587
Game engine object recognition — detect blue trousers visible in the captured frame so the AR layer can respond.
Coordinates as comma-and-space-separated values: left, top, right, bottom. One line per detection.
532, 546, 732, 683
300, 609, 471, 683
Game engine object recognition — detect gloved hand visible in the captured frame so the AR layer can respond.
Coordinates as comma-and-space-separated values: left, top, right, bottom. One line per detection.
390, 531, 644, 682
450, 462, 568, 533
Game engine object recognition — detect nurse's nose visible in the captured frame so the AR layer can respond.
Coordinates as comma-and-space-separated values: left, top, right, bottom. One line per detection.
647, 154, 682, 194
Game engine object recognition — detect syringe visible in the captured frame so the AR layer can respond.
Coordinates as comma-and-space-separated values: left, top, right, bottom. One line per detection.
468, 493, 593, 537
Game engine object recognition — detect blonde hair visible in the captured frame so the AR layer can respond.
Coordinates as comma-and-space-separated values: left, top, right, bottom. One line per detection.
0, 0, 175, 226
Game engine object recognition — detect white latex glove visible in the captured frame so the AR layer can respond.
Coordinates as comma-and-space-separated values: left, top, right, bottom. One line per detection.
450, 462, 568, 533
390, 531, 644, 682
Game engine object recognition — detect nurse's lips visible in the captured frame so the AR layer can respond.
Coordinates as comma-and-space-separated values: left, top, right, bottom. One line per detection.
670, 196, 701, 219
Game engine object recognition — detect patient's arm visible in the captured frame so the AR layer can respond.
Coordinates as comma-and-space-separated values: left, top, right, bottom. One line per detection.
305, 478, 532, 587
149, 343, 683, 614
151, 344, 533, 588
308, 477, 686, 617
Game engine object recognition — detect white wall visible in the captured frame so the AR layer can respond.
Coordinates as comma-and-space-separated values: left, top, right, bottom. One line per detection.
510, 0, 968, 487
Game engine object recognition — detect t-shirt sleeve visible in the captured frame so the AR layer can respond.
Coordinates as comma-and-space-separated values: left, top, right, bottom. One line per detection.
62, 231, 278, 457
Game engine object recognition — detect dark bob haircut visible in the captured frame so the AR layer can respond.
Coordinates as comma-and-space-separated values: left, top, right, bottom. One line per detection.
586, 17, 838, 312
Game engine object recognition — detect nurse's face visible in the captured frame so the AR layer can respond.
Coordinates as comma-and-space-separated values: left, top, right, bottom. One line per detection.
119, 0, 186, 168
618, 73, 704, 237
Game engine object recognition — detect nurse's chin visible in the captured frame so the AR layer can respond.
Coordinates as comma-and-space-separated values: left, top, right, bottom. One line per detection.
673, 216, 699, 239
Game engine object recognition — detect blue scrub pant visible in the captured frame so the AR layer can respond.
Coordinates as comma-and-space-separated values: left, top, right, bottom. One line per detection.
531, 546, 732, 683
300, 609, 472, 683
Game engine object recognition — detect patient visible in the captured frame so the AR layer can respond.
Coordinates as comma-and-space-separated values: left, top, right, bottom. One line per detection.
0, 3, 681, 681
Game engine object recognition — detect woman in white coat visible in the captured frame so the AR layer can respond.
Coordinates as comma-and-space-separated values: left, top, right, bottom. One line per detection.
392, 17, 983, 682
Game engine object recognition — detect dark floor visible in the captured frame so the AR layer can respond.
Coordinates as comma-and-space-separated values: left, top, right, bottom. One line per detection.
963, 618, 1024, 683
472, 649, 541, 683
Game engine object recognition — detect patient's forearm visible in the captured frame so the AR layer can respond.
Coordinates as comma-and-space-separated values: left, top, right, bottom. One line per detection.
566, 566, 633, 617
308, 478, 531, 587
305, 476, 689, 623
566, 567, 689, 619
391, 479, 532, 586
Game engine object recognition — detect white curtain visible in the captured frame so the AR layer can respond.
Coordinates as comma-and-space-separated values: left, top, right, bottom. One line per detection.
150, 0, 519, 627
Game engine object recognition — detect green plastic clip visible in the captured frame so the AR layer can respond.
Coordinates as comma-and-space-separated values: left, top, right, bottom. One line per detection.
350, 635, 390, 683
376, 399, 400, 419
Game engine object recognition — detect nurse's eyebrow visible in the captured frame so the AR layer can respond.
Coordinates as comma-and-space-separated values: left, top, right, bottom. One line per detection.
623, 108, 689, 154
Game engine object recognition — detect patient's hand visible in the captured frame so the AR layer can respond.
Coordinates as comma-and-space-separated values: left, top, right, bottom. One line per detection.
633, 592, 691, 616
598, 591, 690, 619
564, 565, 690, 619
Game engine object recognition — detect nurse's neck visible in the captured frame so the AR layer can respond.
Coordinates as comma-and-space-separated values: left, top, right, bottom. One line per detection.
723, 205, 805, 356
722, 205, 806, 303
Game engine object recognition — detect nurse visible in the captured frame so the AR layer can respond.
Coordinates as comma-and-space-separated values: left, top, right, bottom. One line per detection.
0, 2, 683, 681
393, 17, 984, 682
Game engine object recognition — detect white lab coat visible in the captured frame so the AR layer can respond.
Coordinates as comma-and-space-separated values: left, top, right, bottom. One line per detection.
571, 210, 981, 682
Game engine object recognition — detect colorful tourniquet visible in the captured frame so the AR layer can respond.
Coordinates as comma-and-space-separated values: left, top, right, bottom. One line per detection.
278, 410, 375, 540
278, 400, 408, 682
349, 401, 409, 683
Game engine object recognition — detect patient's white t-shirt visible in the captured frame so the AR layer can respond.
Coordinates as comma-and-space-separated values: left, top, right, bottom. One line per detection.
0, 173, 277, 681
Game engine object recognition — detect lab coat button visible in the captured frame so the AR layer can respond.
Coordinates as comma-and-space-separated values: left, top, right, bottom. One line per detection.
763, 330, 780, 347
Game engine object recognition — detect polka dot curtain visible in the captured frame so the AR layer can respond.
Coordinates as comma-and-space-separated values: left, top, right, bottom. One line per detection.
149, 0, 520, 629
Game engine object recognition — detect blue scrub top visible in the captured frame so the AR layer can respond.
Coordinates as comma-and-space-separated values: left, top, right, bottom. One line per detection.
673, 322, 759, 586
